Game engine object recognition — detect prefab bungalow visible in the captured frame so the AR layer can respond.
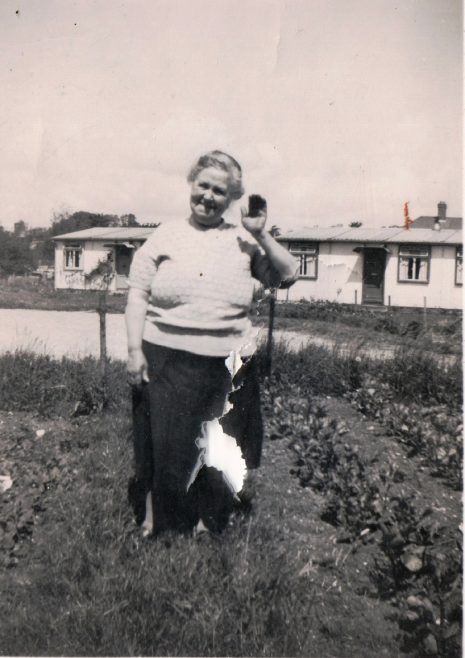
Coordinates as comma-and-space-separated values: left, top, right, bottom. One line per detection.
53, 227, 156, 292
53, 209, 462, 311
277, 224, 462, 310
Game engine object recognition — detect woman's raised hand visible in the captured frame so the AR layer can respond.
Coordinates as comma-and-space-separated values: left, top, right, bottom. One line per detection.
127, 348, 149, 386
240, 207, 267, 236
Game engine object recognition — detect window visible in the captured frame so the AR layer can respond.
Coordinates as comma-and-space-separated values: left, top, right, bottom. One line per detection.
398, 245, 430, 283
289, 242, 318, 279
64, 244, 83, 270
455, 246, 463, 286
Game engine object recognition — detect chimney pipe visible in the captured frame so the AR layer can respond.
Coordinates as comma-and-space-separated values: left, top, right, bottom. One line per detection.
438, 201, 447, 221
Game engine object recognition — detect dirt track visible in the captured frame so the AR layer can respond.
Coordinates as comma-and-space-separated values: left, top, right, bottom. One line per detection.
0, 308, 309, 360
0, 308, 456, 365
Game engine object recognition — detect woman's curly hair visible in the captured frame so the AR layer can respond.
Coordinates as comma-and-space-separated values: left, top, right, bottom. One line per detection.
187, 150, 244, 200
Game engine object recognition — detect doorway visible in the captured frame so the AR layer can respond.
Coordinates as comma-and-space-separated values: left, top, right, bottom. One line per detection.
362, 248, 386, 304
114, 245, 133, 289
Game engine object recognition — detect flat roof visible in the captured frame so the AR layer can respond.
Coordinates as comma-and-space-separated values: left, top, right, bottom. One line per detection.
53, 224, 463, 246
279, 226, 463, 245
53, 227, 157, 240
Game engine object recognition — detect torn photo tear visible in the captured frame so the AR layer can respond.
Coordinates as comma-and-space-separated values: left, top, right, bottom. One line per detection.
187, 350, 249, 497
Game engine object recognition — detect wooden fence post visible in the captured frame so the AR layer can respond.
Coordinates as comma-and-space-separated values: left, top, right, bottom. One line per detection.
265, 288, 276, 377
98, 290, 107, 395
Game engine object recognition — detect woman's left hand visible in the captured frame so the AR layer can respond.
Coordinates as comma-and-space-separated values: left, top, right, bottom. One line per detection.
241, 207, 266, 236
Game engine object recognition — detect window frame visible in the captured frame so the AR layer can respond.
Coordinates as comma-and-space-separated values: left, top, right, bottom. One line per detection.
288, 241, 319, 280
63, 243, 83, 271
455, 245, 463, 286
397, 244, 430, 284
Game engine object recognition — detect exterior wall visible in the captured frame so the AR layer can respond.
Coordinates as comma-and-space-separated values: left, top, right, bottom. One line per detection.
54, 241, 118, 291
384, 244, 462, 310
56, 237, 462, 309
278, 242, 364, 304
277, 241, 462, 310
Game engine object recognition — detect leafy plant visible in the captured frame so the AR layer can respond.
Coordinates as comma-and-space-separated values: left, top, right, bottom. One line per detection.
349, 375, 463, 488
284, 395, 462, 658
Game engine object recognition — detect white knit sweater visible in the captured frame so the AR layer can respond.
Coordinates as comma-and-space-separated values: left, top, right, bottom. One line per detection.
128, 217, 281, 357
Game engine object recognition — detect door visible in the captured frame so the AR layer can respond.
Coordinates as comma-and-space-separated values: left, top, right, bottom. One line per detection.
362, 248, 386, 304
114, 245, 133, 289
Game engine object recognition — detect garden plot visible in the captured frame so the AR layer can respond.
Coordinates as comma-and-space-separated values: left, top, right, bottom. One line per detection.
0, 342, 461, 657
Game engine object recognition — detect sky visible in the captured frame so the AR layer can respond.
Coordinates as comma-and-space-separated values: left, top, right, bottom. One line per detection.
0, 0, 462, 232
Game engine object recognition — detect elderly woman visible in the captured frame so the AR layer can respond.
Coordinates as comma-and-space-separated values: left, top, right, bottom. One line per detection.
126, 150, 297, 537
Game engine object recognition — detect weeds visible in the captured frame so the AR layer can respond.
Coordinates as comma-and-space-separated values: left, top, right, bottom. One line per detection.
257, 340, 461, 407
0, 349, 128, 416
364, 347, 462, 407
0, 414, 315, 657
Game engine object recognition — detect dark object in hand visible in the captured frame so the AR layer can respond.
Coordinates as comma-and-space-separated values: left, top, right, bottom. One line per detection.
248, 194, 267, 217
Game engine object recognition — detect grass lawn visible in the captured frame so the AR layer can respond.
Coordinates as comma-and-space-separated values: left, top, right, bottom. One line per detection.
0, 408, 402, 657
0, 277, 127, 313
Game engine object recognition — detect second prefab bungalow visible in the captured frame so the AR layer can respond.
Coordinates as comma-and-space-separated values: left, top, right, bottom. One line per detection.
53, 227, 157, 292
277, 225, 462, 310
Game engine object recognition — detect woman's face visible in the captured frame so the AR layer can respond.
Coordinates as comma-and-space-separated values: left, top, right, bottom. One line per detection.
190, 167, 232, 226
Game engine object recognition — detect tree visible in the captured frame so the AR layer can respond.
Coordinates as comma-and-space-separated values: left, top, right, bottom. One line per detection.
119, 213, 139, 227
51, 210, 119, 236
0, 210, 143, 275
0, 228, 34, 274
50, 210, 141, 234
13, 220, 27, 236
349, 221, 363, 228
28, 227, 56, 266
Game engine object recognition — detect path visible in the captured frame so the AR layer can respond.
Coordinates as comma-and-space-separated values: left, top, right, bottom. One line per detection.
0, 308, 456, 365
0, 309, 312, 360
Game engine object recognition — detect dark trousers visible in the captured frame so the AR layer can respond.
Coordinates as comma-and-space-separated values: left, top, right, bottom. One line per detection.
129, 342, 263, 535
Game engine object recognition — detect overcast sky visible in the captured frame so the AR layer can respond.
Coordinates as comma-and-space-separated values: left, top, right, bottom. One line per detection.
1, 0, 462, 232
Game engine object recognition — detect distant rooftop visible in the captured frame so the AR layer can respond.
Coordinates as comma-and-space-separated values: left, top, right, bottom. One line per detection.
279, 201, 462, 246
53, 227, 157, 241
411, 216, 462, 230
410, 201, 462, 230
